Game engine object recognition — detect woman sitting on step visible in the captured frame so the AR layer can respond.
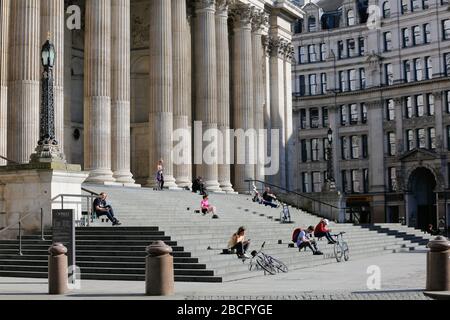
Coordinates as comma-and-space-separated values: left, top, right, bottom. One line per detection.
228, 226, 251, 259
201, 195, 218, 218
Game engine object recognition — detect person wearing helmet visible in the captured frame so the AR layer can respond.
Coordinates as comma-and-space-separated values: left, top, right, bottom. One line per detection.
314, 218, 336, 244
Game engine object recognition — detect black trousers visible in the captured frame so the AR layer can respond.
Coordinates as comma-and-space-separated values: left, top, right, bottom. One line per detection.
314, 231, 335, 243
96, 206, 117, 224
298, 241, 318, 253
231, 242, 249, 255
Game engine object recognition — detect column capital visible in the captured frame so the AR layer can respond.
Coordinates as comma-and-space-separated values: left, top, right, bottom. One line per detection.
432, 91, 443, 100
194, 0, 215, 12
251, 9, 269, 33
393, 97, 403, 105
229, 3, 256, 29
215, 0, 232, 15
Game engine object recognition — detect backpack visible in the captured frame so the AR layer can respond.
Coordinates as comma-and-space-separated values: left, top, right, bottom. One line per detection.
292, 228, 302, 243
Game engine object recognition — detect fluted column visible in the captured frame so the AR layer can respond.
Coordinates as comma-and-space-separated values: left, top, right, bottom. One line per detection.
284, 43, 294, 191
216, 0, 233, 193
172, 0, 192, 188
8, 0, 40, 164
63, 20, 72, 163
0, 0, 9, 165
147, 0, 177, 188
84, 0, 115, 183
252, 11, 267, 183
41, 0, 64, 152
111, 0, 135, 185
194, 0, 221, 192
231, 4, 255, 193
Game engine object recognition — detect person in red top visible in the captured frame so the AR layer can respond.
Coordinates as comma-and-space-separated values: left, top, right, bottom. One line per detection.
314, 219, 336, 244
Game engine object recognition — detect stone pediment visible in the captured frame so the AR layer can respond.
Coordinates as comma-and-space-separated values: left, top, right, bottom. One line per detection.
399, 148, 438, 162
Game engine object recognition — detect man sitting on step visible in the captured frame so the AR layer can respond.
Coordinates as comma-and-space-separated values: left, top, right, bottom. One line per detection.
296, 226, 323, 255
93, 192, 122, 226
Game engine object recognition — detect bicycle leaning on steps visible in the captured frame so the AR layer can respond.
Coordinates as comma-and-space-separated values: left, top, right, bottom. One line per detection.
333, 232, 350, 263
247, 242, 288, 275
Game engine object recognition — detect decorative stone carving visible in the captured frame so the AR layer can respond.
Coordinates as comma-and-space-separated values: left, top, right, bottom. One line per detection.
229, 3, 256, 27
194, 0, 216, 11
131, 2, 150, 49
251, 9, 268, 32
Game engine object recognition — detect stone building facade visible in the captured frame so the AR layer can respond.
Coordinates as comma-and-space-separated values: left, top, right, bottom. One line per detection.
0, 0, 301, 193
292, 0, 450, 230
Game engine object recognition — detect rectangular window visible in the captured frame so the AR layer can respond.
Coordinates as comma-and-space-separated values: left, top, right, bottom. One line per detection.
321, 73, 327, 94
446, 91, 450, 113
309, 74, 317, 95
416, 94, 424, 117
361, 103, 368, 123
413, 25, 421, 45
411, 0, 420, 11
362, 135, 368, 158
311, 138, 319, 161
424, 24, 431, 43
429, 127, 436, 149
348, 69, 356, 91
359, 37, 365, 56
347, 39, 356, 58
351, 136, 360, 159
443, 20, 450, 40
359, 68, 366, 89
447, 126, 450, 150
323, 138, 329, 161
340, 105, 347, 125
299, 46, 306, 64
351, 170, 360, 193
384, 32, 392, 51
308, 44, 316, 62
406, 129, 414, 150
301, 140, 308, 162
342, 170, 348, 193
302, 172, 310, 192
341, 136, 349, 160
320, 43, 327, 61
401, 0, 409, 14
423, 0, 429, 9
310, 108, 319, 128
404, 60, 411, 82
312, 172, 322, 193
363, 169, 369, 193
300, 109, 306, 129
406, 97, 413, 118
387, 99, 395, 121
322, 107, 329, 127
427, 93, 435, 115
385, 64, 394, 85
445, 53, 450, 76
350, 104, 358, 124
417, 128, 426, 148
338, 41, 344, 59
402, 28, 410, 47
425, 56, 433, 79
299, 75, 306, 96
414, 58, 423, 81
389, 167, 398, 192
388, 132, 396, 156
339, 71, 346, 92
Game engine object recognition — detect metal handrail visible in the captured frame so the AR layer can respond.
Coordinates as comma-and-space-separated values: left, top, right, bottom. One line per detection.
81, 187, 99, 196
0, 209, 45, 255
0, 155, 19, 165
51, 193, 98, 227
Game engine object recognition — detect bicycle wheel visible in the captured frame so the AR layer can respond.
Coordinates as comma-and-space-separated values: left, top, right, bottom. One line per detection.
270, 257, 289, 273
342, 242, 350, 261
334, 243, 343, 262
256, 255, 276, 275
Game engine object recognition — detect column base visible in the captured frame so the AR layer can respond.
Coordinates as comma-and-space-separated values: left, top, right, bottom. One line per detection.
113, 170, 137, 185
85, 169, 116, 185
175, 178, 192, 189
219, 181, 235, 193
204, 180, 223, 193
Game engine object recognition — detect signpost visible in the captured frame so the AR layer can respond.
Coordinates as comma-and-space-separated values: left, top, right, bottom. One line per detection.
52, 209, 75, 270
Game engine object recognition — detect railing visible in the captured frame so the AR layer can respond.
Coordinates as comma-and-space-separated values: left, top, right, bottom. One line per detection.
51, 192, 98, 227
246, 179, 348, 223
0, 209, 45, 255
0, 155, 19, 165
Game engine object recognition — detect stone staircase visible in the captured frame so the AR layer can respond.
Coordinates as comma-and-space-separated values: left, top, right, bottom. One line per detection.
0, 185, 431, 282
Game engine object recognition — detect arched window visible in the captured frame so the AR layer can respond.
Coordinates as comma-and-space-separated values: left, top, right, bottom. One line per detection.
383, 1, 391, 18
308, 16, 317, 32
347, 10, 355, 26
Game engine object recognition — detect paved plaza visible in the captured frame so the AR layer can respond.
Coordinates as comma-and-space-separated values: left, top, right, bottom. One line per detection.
0, 250, 431, 300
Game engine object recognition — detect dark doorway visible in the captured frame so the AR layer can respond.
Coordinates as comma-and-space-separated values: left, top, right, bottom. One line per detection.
408, 167, 437, 231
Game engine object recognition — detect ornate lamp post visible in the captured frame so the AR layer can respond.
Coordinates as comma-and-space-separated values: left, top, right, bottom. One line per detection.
30, 37, 65, 163
326, 128, 336, 191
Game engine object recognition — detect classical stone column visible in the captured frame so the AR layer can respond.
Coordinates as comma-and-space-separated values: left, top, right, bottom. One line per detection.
0, 0, 9, 165
147, 0, 177, 188
433, 91, 444, 151
172, 0, 192, 188
230, 4, 255, 193
284, 43, 295, 191
194, 0, 221, 192
111, 0, 135, 185
268, 37, 286, 189
63, 23, 72, 163
8, 0, 40, 164
216, 0, 233, 193
41, 0, 64, 152
367, 100, 385, 193
252, 11, 267, 183
84, 0, 115, 183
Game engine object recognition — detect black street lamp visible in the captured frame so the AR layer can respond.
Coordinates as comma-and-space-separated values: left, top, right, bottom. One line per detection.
30, 37, 64, 163
326, 127, 336, 191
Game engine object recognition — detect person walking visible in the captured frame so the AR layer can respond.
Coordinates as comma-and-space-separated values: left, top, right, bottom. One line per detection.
156, 160, 164, 190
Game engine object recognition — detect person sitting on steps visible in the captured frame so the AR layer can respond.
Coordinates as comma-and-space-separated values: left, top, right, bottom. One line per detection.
201, 195, 218, 218
262, 187, 278, 208
296, 226, 323, 255
314, 219, 336, 244
228, 226, 251, 259
93, 192, 122, 226
192, 176, 206, 195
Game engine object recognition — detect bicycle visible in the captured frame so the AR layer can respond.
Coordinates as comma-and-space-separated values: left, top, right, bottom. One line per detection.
247, 242, 288, 275
280, 204, 291, 223
333, 232, 349, 262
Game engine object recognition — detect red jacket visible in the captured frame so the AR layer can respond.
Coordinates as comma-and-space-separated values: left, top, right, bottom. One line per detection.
315, 222, 328, 234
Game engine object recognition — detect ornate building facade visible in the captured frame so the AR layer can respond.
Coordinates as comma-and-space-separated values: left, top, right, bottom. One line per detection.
0, 0, 301, 193
292, 0, 450, 230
